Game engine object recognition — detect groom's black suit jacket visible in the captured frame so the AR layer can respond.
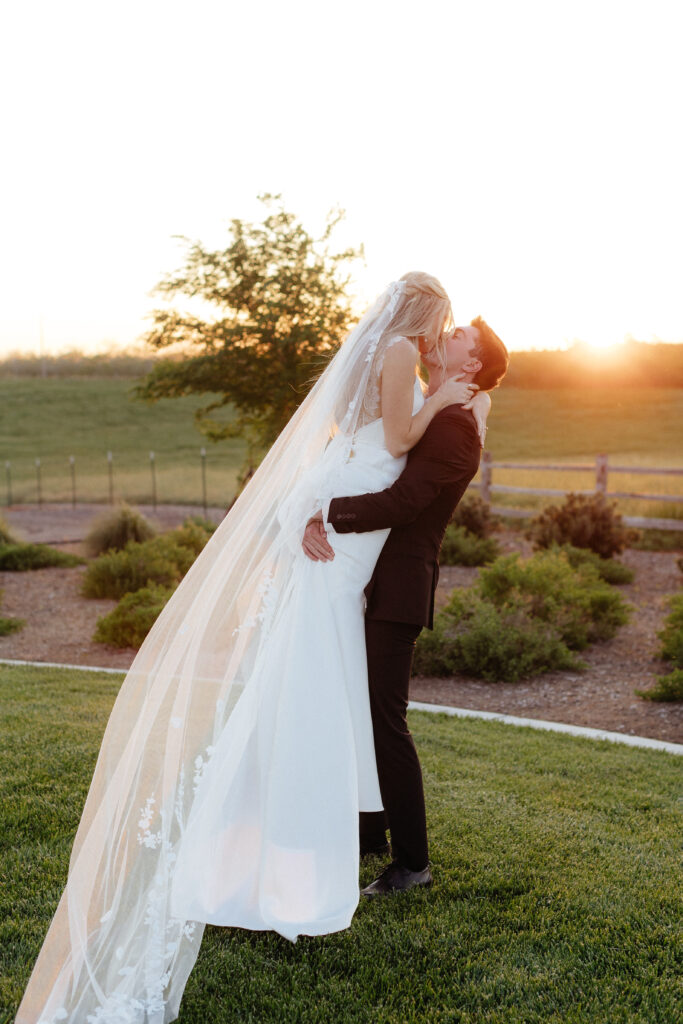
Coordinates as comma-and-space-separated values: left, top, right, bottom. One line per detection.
328, 403, 481, 629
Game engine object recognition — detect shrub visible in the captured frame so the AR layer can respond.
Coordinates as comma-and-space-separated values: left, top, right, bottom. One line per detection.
85, 503, 155, 557
0, 543, 83, 571
657, 592, 683, 668
0, 615, 25, 636
439, 525, 500, 567
184, 515, 218, 536
548, 543, 634, 585
527, 492, 636, 558
0, 587, 24, 635
414, 549, 631, 682
449, 495, 496, 538
476, 551, 630, 649
0, 516, 18, 544
94, 584, 174, 648
173, 520, 214, 556
82, 537, 191, 599
414, 590, 581, 682
635, 669, 683, 702
82, 524, 211, 600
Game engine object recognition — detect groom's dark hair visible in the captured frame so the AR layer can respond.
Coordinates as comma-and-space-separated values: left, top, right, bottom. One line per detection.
469, 316, 509, 391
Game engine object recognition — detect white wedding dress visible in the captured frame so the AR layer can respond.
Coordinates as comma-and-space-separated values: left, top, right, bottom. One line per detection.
169, 378, 424, 941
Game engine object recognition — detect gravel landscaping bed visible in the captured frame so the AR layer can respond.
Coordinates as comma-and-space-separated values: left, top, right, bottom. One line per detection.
1, 504, 681, 743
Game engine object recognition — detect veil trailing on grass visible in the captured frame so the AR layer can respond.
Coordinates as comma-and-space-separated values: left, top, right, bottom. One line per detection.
17, 278, 450, 1024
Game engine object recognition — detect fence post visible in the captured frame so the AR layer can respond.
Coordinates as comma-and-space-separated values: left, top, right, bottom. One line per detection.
149, 451, 157, 511
480, 450, 492, 504
200, 448, 208, 516
5, 461, 11, 507
107, 451, 114, 504
69, 455, 76, 507
198, 448, 206, 516
595, 453, 608, 494
35, 458, 42, 507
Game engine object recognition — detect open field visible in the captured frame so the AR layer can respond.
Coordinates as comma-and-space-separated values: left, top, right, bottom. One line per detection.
2, 664, 681, 1023
1, 379, 682, 516
0, 378, 244, 507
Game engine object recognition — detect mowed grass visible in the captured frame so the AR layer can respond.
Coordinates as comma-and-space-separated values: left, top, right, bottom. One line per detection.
2, 664, 681, 1024
1, 378, 682, 516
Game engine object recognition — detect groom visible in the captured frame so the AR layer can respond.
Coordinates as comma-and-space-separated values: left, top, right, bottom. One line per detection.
303, 317, 509, 895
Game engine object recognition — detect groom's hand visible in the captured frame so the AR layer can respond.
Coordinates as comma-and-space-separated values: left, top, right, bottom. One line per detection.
302, 513, 335, 561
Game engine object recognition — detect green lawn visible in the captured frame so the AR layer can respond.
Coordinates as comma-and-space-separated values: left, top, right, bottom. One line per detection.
2, 664, 680, 1023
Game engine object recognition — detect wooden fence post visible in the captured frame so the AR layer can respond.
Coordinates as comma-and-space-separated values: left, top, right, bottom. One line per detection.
595, 453, 608, 494
480, 450, 492, 504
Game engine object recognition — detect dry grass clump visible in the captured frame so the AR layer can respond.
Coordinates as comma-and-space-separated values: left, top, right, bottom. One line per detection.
85, 503, 156, 557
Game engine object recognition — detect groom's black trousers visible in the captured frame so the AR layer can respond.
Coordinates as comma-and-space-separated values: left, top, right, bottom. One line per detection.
360, 618, 428, 872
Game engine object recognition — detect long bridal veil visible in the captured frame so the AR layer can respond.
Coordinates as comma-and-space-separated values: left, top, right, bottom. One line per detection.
17, 276, 450, 1024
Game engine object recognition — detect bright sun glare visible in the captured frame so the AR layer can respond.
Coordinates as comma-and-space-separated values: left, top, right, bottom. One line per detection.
0, 2, 682, 358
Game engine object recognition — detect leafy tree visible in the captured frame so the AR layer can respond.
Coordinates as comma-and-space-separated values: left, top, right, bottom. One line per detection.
136, 195, 362, 473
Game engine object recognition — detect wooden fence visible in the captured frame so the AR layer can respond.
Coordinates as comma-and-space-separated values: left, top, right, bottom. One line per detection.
473, 452, 683, 531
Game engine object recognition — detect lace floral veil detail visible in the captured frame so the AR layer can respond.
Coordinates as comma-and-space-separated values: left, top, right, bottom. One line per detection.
16, 278, 444, 1024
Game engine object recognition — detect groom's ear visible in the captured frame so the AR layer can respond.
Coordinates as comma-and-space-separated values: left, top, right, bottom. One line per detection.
463, 357, 482, 374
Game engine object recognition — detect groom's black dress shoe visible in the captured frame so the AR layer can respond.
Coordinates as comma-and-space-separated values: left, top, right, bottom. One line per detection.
361, 860, 432, 897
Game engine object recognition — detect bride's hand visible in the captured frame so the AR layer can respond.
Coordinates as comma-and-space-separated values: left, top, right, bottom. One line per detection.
434, 374, 478, 409
462, 390, 492, 447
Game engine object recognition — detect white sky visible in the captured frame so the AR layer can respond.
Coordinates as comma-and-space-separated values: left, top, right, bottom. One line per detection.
1, 0, 681, 355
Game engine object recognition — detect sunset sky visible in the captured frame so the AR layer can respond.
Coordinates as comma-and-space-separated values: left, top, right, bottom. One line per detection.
1, 0, 681, 356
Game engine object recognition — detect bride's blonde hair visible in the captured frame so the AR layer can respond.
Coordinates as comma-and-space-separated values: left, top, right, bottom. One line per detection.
390, 271, 452, 370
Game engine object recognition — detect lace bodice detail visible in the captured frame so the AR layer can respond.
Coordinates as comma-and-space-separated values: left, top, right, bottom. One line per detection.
351, 334, 421, 429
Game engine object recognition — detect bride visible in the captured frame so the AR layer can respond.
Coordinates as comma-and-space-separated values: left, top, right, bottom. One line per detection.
17, 272, 488, 1024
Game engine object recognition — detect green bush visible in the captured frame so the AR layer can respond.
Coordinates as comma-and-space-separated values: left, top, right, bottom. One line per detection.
527, 492, 636, 558
635, 669, 683, 702
82, 524, 211, 600
0, 543, 84, 571
477, 552, 630, 648
439, 525, 500, 567
546, 543, 634, 585
414, 549, 631, 682
0, 516, 18, 544
94, 584, 174, 648
0, 587, 24, 635
414, 590, 580, 682
184, 515, 219, 536
657, 592, 683, 668
449, 495, 496, 538
0, 615, 25, 636
85, 503, 155, 556
174, 519, 214, 556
